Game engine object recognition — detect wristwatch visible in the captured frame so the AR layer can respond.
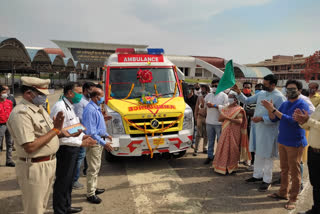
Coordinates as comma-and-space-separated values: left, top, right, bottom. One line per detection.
272, 108, 277, 113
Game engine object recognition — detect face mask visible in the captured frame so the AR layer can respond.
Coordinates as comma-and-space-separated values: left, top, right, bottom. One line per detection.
72, 91, 83, 104
97, 97, 105, 105
7, 90, 10, 95
201, 91, 207, 96
243, 88, 251, 95
228, 98, 236, 104
1, 94, 8, 99
255, 90, 261, 94
211, 87, 217, 93
286, 88, 299, 99
32, 94, 47, 106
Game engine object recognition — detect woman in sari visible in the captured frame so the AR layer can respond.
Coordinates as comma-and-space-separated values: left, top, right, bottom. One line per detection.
213, 94, 251, 175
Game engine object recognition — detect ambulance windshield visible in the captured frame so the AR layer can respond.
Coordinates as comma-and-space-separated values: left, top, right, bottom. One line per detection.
109, 68, 179, 99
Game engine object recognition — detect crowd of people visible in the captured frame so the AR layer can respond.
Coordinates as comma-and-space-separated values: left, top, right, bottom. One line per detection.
1, 74, 320, 213
3, 77, 113, 214
185, 75, 320, 213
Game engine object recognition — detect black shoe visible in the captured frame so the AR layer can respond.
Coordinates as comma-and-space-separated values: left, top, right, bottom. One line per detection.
83, 169, 87, 176
258, 182, 271, 192
67, 207, 83, 213
193, 151, 198, 156
203, 150, 208, 154
87, 195, 102, 204
6, 162, 15, 167
95, 188, 105, 195
245, 177, 263, 183
203, 158, 213, 165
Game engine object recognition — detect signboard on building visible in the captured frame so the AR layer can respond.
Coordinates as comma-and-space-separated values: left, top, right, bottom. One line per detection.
70, 48, 115, 66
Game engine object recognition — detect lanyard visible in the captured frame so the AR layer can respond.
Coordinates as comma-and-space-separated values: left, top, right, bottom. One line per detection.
62, 97, 72, 111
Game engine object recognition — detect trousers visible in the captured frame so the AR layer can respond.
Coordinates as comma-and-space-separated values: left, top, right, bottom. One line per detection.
278, 143, 303, 202
86, 145, 103, 197
206, 124, 221, 159
53, 145, 80, 214
253, 155, 274, 183
16, 158, 56, 214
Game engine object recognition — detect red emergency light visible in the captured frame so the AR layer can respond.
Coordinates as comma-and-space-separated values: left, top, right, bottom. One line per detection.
115, 48, 135, 54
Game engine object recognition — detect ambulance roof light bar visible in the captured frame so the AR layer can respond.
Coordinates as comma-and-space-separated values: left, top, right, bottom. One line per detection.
115, 48, 135, 54
147, 48, 165, 55
134, 48, 148, 54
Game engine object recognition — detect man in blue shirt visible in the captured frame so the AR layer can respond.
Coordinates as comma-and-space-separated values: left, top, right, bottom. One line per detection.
262, 80, 310, 210
82, 87, 113, 204
73, 82, 96, 189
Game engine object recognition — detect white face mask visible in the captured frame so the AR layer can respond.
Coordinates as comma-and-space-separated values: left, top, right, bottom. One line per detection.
1, 94, 8, 99
210, 87, 217, 93
228, 98, 235, 104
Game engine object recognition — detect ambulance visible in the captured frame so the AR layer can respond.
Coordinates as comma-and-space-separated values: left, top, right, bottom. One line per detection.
103, 48, 193, 161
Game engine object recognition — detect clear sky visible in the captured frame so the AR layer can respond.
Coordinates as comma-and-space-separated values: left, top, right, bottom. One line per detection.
0, 0, 319, 64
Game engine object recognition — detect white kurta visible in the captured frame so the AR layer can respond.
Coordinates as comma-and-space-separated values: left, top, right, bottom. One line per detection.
237, 89, 286, 159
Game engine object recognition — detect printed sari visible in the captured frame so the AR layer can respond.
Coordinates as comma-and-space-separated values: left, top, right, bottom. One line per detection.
213, 105, 251, 174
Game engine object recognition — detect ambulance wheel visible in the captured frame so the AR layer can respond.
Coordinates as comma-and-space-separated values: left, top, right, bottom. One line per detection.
172, 150, 186, 159
105, 150, 117, 162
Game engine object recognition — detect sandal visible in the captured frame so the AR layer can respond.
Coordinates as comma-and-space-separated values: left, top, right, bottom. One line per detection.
267, 193, 288, 200
284, 201, 296, 210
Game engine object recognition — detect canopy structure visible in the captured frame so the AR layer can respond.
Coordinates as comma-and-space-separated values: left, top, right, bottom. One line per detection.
234, 65, 273, 79
0, 37, 31, 72
74, 60, 82, 72
64, 57, 75, 72
49, 54, 65, 72
27, 48, 52, 72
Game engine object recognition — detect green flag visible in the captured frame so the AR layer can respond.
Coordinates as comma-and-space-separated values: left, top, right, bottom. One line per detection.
215, 60, 235, 95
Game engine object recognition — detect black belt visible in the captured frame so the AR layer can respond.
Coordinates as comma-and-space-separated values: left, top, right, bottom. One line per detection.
0, 123, 6, 125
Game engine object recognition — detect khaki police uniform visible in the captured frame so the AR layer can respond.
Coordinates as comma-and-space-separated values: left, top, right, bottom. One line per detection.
7, 77, 59, 214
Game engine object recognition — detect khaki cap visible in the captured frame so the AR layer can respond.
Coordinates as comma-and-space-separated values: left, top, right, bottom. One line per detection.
21, 76, 50, 95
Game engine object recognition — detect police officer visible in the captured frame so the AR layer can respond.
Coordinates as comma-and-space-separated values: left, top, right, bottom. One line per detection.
7, 77, 65, 214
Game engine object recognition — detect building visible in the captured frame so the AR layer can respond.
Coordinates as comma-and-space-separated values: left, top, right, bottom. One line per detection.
52, 40, 148, 79
246, 55, 307, 80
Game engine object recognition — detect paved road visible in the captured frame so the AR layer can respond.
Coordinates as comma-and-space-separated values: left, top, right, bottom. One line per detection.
0, 89, 314, 214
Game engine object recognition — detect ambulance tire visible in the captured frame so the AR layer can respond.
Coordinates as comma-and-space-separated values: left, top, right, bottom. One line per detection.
172, 150, 186, 159
105, 150, 117, 162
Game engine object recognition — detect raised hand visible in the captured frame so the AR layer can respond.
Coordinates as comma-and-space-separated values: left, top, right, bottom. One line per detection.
261, 99, 274, 112
232, 84, 241, 94
53, 111, 64, 131
293, 108, 309, 124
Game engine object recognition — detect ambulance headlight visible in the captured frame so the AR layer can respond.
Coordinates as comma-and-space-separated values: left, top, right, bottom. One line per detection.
108, 112, 125, 135
183, 107, 193, 130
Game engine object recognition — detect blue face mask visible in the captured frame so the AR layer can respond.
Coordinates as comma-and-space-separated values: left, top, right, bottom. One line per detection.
255, 90, 261, 94
97, 97, 105, 105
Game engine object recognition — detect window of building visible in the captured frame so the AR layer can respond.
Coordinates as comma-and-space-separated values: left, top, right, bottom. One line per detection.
195, 68, 202, 77
185, 68, 189, 76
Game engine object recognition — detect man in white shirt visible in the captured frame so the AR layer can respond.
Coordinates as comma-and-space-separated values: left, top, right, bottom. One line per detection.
50, 83, 96, 214
204, 79, 229, 164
